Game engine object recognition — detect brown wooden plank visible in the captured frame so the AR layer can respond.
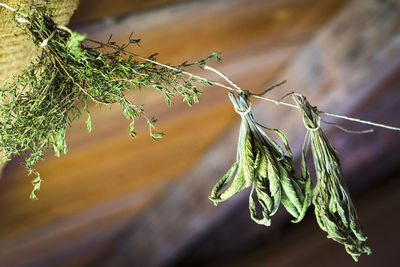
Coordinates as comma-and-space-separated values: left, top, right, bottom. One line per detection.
70, 0, 188, 25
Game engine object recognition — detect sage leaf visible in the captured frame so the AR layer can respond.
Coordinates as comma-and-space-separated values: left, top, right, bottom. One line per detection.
293, 94, 371, 261
210, 92, 312, 226
209, 162, 239, 205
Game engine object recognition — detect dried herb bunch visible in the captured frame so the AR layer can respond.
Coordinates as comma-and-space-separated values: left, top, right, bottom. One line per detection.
0, 7, 219, 199
209, 92, 312, 226
293, 94, 371, 261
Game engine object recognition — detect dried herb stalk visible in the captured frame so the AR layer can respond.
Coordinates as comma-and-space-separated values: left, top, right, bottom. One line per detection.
0, 7, 219, 199
293, 94, 371, 261
209, 92, 312, 225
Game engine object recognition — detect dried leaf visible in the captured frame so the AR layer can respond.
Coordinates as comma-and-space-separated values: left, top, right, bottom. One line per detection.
293, 94, 371, 261
249, 183, 272, 226
210, 92, 311, 226
242, 133, 255, 187
209, 162, 239, 205
219, 166, 246, 201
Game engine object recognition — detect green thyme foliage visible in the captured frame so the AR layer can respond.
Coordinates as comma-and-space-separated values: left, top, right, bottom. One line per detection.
293, 94, 371, 261
209, 92, 312, 226
0, 7, 218, 199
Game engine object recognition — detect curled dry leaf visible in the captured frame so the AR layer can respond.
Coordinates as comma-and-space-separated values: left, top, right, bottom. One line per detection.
293, 94, 371, 261
209, 92, 312, 226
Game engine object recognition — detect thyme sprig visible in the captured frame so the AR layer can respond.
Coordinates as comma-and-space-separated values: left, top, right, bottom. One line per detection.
293, 94, 371, 261
0, 7, 219, 199
209, 92, 312, 226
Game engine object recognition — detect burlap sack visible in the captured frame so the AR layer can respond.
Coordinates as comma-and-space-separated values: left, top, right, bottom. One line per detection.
0, 0, 80, 176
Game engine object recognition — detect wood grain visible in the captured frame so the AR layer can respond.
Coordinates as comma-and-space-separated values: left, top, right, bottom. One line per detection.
70, 0, 188, 25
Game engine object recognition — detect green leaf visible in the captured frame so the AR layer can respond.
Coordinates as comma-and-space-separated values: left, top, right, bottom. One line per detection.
66, 32, 87, 60
129, 123, 136, 138
290, 145, 313, 223
249, 184, 271, 226
269, 128, 293, 158
279, 165, 302, 218
241, 133, 255, 187
219, 166, 246, 201
206, 52, 222, 63
253, 150, 261, 171
265, 151, 280, 197
295, 95, 370, 261
1, 154, 10, 163
86, 114, 92, 133
29, 176, 43, 201
253, 141, 266, 177
152, 132, 166, 139
209, 162, 239, 205
291, 176, 312, 223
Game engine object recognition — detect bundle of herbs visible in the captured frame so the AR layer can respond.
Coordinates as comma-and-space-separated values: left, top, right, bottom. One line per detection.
292, 93, 371, 261
209, 91, 312, 225
0, 6, 218, 199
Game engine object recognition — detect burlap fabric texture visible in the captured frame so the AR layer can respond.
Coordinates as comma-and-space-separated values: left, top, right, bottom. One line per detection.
0, 0, 80, 175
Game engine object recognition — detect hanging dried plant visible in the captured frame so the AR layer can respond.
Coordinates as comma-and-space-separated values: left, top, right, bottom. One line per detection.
209, 91, 312, 226
0, 6, 219, 199
292, 93, 371, 261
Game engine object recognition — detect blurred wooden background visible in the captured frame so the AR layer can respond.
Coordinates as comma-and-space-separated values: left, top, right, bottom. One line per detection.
0, 0, 399, 266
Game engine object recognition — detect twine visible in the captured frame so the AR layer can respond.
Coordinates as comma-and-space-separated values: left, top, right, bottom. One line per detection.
234, 101, 252, 116
303, 116, 321, 132
0, 2, 399, 133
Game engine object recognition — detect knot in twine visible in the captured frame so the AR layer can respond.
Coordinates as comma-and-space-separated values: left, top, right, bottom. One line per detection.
303, 115, 321, 132
229, 92, 252, 117
234, 101, 252, 116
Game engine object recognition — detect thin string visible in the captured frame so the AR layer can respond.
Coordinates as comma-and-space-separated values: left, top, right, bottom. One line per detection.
256, 80, 287, 96
253, 94, 400, 131
304, 116, 321, 132
205, 66, 253, 116
0, 3, 28, 23
253, 94, 299, 109
234, 102, 252, 116
289, 92, 322, 132
86, 38, 239, 94
0, 3, 17, 12
204, 65, 242, 92
319, 111, 400, 131
1, 2, 400, 132
320, 118, 374, 134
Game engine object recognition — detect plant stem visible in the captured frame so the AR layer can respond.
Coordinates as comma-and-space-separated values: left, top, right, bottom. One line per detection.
85, 38, 239, 93
1, 2, 399, 132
